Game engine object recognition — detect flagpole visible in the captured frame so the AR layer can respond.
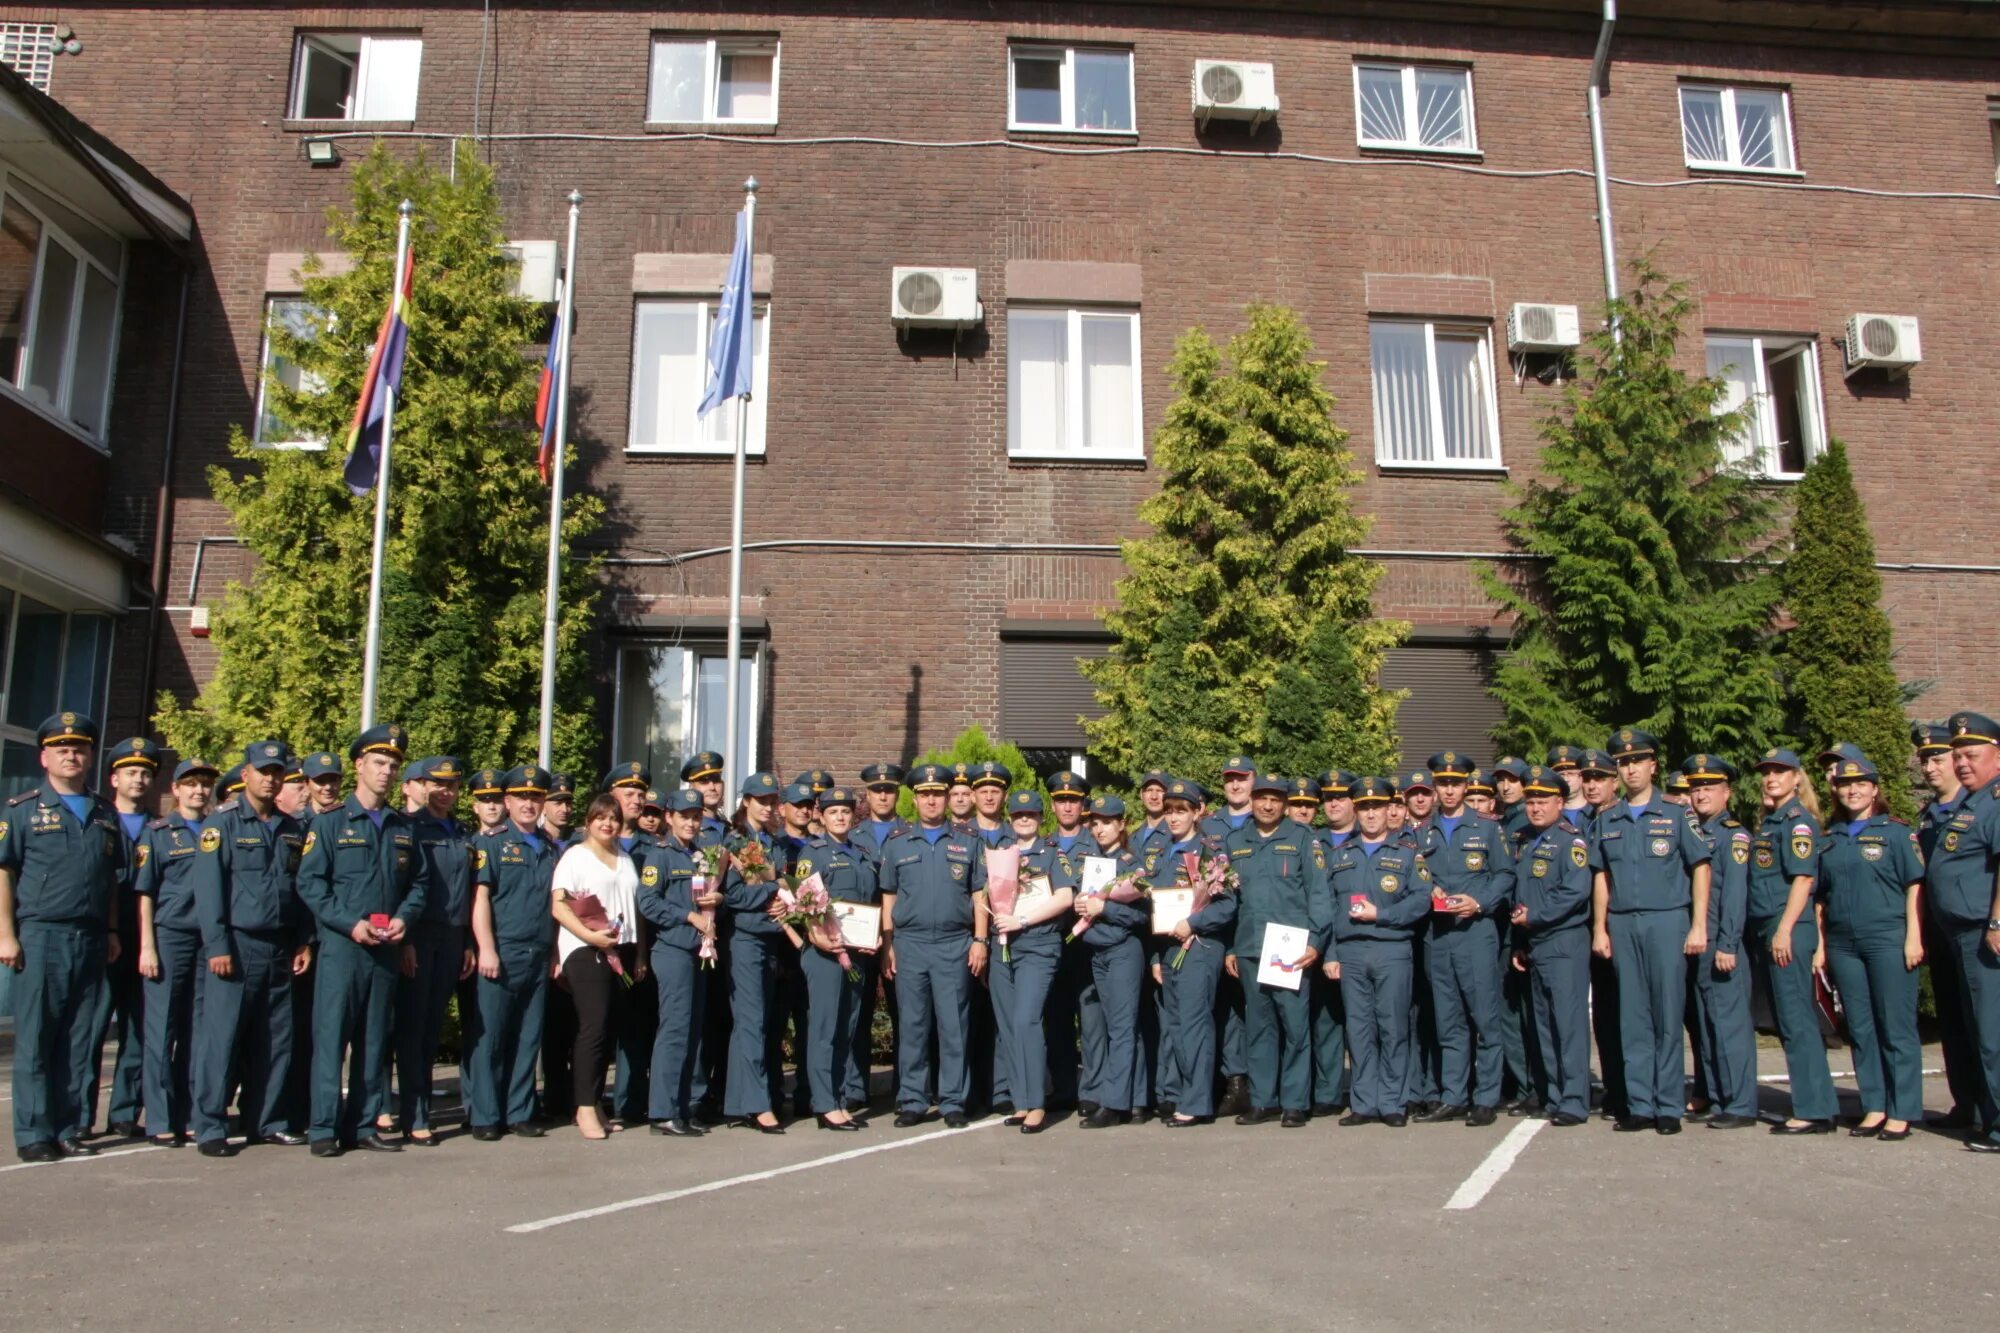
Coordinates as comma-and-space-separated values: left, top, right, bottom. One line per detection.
537, 190, 582, 770
722, 177, 757, 798
359, 199, 414, 730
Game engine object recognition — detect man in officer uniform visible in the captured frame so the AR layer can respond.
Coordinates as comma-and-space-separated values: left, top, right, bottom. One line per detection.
1912, 723, 1978, 1128
1589, 728, 1710, 1134
1928, 711, 2000, 1153
132, 756, 217, 1147
296, 724, 428, 1156
879, 763, 988, 1127
284, 750, 343, 1132
1329, 776, 1432, 1127
89, 735, 160, 1139
1203, 755, 1258, 1119
1043, 769, 1095, 1111
969, 761, 1011, 847
1308, 770, 1358, 1116
682, 751, 730, 845
1570, 746, 1625, 1118
1398, 769, 1443, 1115
1418, 751, 1516, 1126
538, 771, 580, 1122
850, 763, 907, 1111
190, 741, 310, 1155
396, 756, 475, 1146
1136, 771, 1172, 853
540, 772, 576, 848
302, 752, 345, 816
1, 715, 128, 1160
1486, 756, 1540, 1112
467, 765, 558, 1140
1680, 754, 1756, 1130
1506, 765, 1593, 1126
277, 760, 311, 820
946, 765, 977, 827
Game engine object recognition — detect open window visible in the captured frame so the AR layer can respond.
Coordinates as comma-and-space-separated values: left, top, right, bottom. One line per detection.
291, 33, 422, 121
1706, 334, 1825, 478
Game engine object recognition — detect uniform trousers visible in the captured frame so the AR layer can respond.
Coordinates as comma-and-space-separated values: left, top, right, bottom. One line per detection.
1940, 922, 2000, 1141
1244, 970, 1313, 1113
395, 922, 464, 1132
989, 932, 1060, 1111
193, 928, 293, 1143
1308, 968, 1349, 1107
1082, 936, 1143, 1113
1825, 926, 1923, 1122
1339, 941, 1413, 1118
644, 941, 707, 1123
1402, 933, 1441, 1106
466, 941, 548, 1129
1747, 914, 1837, 1122
82, 940, 143, 1132
1527, 928, 1591, 1120
1160, 940, 1224, 1116
723, 932, 781, 1118
1922, 905, 1981, 1117
11, 923, 106, 1147
309, 931, 396, 1143
141, 926, 203, 1138
1691, 947, 1757, 1119
893, 929, 972, 1114
1497, 920, 1544, 1101
1430, 924, 1504, 1108
1608, 909, 1689, 1121
798, 944, 863, 1115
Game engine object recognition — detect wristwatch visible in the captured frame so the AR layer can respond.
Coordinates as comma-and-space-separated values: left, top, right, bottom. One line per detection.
973, 936, 991, 945
1986, 918, 2000, 932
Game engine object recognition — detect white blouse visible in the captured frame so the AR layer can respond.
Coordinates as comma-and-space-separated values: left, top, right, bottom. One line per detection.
551, 843, 641, 963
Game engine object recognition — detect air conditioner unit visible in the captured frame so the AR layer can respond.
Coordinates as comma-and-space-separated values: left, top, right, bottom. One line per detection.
1506, 302, 1582, 353
891, 266, 982, 329
1843, 313, 1921, 377
1192, 60, 1278, 128
501, 240, 560, 304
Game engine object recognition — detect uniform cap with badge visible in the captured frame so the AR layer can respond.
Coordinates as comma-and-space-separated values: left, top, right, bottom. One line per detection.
1911, 722, 1954, 757
1488, 756, 1528, 781
244, 740, 293, 772
1427, 750, 1473, 780
1948, 710, 2000, 748
1138, 769, 1170, 792
740, 771, 781, 799
1401, 769, 1435, 793
818, 785, 858, 809
1286, 776, 1321, 803
640, 788, 666, 812
171, 758, 219, 783
1350, 775, 1395, 806
1753, 747, 1804, 772
1546, 744, 1583, 772
1220, 755, 1256, 777
1577, 749, 1617, 777
546, 771, 576, 798
109, 737, 161, 771
1318, 770, 1356, 798
1047, 771, 1089, 799
663, 787, 705, 813
1815, 741, 1867, 769
972, 760, 1012, 790
781, 781, 817, 806
1829, 756, 1880, 782
1607, 728, 1657, 761
909, 763, 951, 793
1678, 753, 1736, 784
1467, 769, 1496, 797
349, 723, 409, 761
503, 765, 554, 795
1519, 765, 1565, 798
301, 751, 342, 780
37, 711, 98, 748
1163, 777, 1205, 805
1088, 792, 1128, 818
792, 769, 835, 794
1007, 789, 1044, 815
680, 750, 725, 782
861, 763, 906, 789
606, 761, 652, 791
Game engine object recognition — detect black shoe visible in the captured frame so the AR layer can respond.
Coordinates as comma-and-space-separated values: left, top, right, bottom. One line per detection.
1964, 1134, 2000, 1154
941, 1111, 969, 1129
1234, 1106, 1279, 1126
844, 1099, 870, 1116
197, 1138, 234, 1158
1878, 1126, 1912, 1142
1078, 1100, 1101, 1117
1216, 1075, 1251, 1118
892, 1111, 928, 1128
1548, 1112, 1587, 1127
1770, 1119, 1835, 1136
1466, 1105, 1498, 1128
15, 1141, 60, 1163
1279, 1109, 1310, 1129
1337, 1112, 1380, 1127
1020, 1116, 1051, 1135
1849, 1121, 1886, 1139
1932, 1106, 1975, 1129
1163, 1114, 1212, 1128
254, 1130, 308, 1146
310, 1138, 343, 1158
817, 1115, 862, 1132
56, 1137, 97, 1158
1382, 1112, 1409, 1128
511, 1122, 546, 1138
1311, 1102, 1346, 1118
1505, 1096, 1544, 1118
469, 1125, 505, 1141
352, 1134, 403, 1152
1003, 1114, 1027, 1127
402, 1131, 441, 1148
108, 1119, 142, 1139
1155, 1101, 1178, 1119
1080, 1108, 1128, 1130
1418, 1103, 1468, 1124
732, 1117, 785, 1135
1655, 1117, 1682, 1135
1707, 1113, 1757, 1130
1613, 1116, 1651, 1133
1684, 1105, 1715, 1124
694, 1103, 725, 1126
150, 1134, 185, 1148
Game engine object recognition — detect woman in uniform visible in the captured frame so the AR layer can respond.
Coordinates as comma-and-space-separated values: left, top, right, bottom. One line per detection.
791, 787, 879, 1131
1073, 794, 1149, 1128
987, 789, 1075, 1134
1747, 749, 1838, 1134
635, 788, 724, 1137
1150, 781, 1234, 1127
1818, 757, 1926, 1140
724, 773, 788, 1132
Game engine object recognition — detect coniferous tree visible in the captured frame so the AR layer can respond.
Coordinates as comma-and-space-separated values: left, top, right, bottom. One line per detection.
896, 726, 1048, 823
1778, 437, 1915, 817
1083, 305, 1403, 783
156, 144, 603, 774
1481, 257, 1787, 763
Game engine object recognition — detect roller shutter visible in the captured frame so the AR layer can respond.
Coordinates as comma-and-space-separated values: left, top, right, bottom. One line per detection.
1379, 640, 1504, 770
1000, 636, 1112, 748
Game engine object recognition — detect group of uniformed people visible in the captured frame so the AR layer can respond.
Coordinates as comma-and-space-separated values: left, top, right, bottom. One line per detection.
4, 705, 1999, 1161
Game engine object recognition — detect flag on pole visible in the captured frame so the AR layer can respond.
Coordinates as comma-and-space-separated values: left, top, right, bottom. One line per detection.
341, 247, 416, 495
697, 207, 754, 418
535, 304, 563, 483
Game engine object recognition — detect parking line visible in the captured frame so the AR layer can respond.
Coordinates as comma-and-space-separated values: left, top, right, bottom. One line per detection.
0, 1142, 165, 1174
1443, 1118, 1545, 1211
507, 1116, 1005, 1234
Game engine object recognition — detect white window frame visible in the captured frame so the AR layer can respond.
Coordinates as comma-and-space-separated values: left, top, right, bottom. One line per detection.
1007, 44, 1136, 135
252, 296, 328, 450
1006, 306, 1145, 462
1368, 319, 1504, 470
1352, 62, 1478, 153
1705, 333, 1826, 480
610, 639, 763, 798
288, 33, 423, 121
626, 298, 772, 456
0, 170, 126, 452
1678, 83, 1798, 174
646, 36, 781, 125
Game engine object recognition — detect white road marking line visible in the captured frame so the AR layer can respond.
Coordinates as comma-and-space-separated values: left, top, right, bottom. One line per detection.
0, 1142, 165, 1174
1759, 1067, 1944, 1083
507, 1116, 1005, 1234
1443, 1117, 1545, 1212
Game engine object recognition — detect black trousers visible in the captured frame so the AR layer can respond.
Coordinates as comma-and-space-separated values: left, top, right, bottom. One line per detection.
564, 945, 637, 1112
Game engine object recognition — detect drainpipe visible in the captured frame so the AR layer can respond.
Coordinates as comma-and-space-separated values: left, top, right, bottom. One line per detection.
1588, 1, 1621, 340
137, 262, 193, 729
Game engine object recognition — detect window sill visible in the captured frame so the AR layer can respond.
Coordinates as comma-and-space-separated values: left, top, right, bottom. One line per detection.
1356, 143, 1482, 160
1374, 459, 1507, 476
253, 439, 328, 452
625, 445, 770, 460
1007, 127, 1140, 145
1008, 451, 1147, 469
0, 380, 107, 456
644, 121, 780, 136
1684, 163, 1805, 180
282, 118, 417, 134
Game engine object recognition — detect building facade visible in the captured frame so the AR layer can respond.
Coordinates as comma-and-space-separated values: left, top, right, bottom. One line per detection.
3, 1, 1997, 792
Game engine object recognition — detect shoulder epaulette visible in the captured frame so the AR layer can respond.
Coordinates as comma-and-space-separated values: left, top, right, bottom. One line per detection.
1721, 815, 1743, 828
146, 816, 171, 830
213, 799, 240, 814
1887, 815, 1911, 826
7, 790, 36, 806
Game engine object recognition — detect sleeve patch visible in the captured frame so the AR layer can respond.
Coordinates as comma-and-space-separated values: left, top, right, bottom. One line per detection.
198, 827, 221, 854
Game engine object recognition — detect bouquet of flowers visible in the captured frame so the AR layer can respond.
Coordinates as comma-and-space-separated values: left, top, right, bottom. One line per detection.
984, 845, 1022, 962
777, 872, 861, 981
728, 836, 775, 885
691, 844, 732, 968
1170, 851, 1240, 970
1067, 870, 1148, 944
567, 894, 632, 988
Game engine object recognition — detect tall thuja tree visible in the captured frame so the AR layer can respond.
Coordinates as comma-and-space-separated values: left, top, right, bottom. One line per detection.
157, 142, 604, 773
895, 726, 1049, 823
1084, 304, 1404, 783
1778, 437, 1914, 817
1481, 257, 1787, 762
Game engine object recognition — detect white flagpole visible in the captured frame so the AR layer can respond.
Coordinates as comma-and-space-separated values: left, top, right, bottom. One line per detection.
359, 199, 414, 730
537, 190, 582, 770
721, 177, 757, 797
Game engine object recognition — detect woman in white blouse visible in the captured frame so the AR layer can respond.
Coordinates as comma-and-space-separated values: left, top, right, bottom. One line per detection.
551, 795, 645, 1141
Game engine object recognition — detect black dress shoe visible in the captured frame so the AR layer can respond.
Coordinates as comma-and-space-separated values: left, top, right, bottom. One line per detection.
1235, 1106, 1279, 1126
732, 1117, 785, 1135
1216, 1075, 1251, 1118
352, 1134, 403, 1152
893, 1111, 928, 1128
651, 1119, 702, 1137
469, 1125, 505, 1141
1877, 1126, 1912, 1142
1311, 1102, 1345, 1118
1279, 1109, 1310, 1129
1020, 1117, 1051, 1135
1770, 1119, 1834, 1136
941, 1111, 969, 1129
1337, 1112, 1379, 1127
57, 1137, 98, 1158
511, 1122, 546, 1138
1466, 1106, 1499, 1128
1548, 1111, 1587, 1127
1003, 1114, 1027, 1127
16, 1141, 60, 1163
1684, 1106, 1715, 1124
1382, 1113, 1409, 1128
1849, 1121, 1886, 1138
1964, 1134, 2000, 1153
1155, 1101, 1177, 1119
1706, 1113, 1756, 1129
1613, 1116, 1652, 1133
1163, 1114, 1212, 1127
309, 1139, 343, 1157
255, 1130, 308, 1146
109, 1120, 142, 1139
1655, 1117, 1682, 1135
1418, 1103, 1468, 1124
150, 1134, 185, 1148
197, 1138, 234, 1158
1080, 1108, 1127, 1130
403, 1131, 441, 1147
817, 1115, 862, 1132
1078, 1100, 1101, 1117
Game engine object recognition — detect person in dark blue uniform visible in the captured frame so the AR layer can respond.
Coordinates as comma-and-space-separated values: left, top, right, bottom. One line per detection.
1044, 768, 1095, 1114
88, 735, 158, 1140
789, 786, 879, 1131
1, 713, 127, 1161
772, 780, 819, 1119
1487, 756, 1541, 1114
1506, 766, 1593, 1126
189, 741, 311, 1156
1136, 771, 1172, 855
284, 749, 343, 1134
1589, 728, 1711, 1135
1912, 722, 1980, 1131
1202, 755, 1257, 1119
394, 755, 474, 1146
1679, 755, 1757, 1130
1306, 770, 1358, 1118
850, 763, 907, 1113
466, 765, 560, 1141
295, 724, 428, 1156
1397, 768, 1444, 1117
1747, 747, 1837, 1133
987, 789, 1074, 1134
1074, 794, 1148, 1128
1150, 780, 1234, 1127
1571, 746, 1627, 1119
1923, 713, 2000, 1153
132, 757, 216, 1146
968, 761, 1012, 847
1331, 776, 1432, 1127
720, 772, 788, 1132
633, 787, 719, 1138
880, 764, 988, 1128
1819, 756, 1926, 1140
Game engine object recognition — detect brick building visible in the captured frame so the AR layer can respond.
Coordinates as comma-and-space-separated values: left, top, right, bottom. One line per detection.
2, 1, 1997, 793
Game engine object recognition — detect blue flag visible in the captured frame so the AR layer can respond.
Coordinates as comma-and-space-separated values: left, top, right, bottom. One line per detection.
697, 208, 754, 419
